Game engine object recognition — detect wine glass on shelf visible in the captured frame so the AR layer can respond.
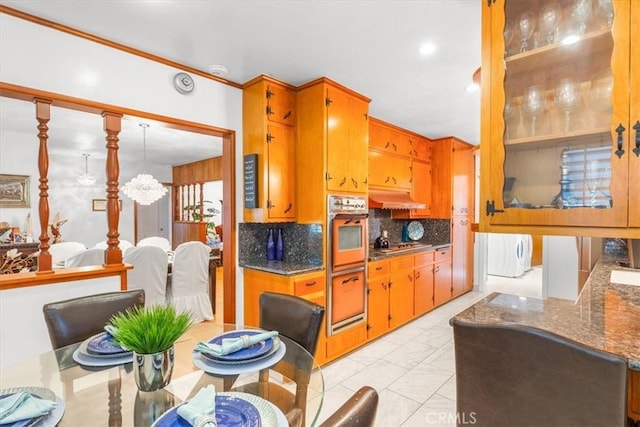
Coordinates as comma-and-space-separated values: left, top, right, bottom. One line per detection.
539, 3, 561, 44
572, 0, 593, 35
586, 160, 603, 207
516, 11, 535, 53
522, 85, 546, 137
555, 77, 581, 132
504, 20, 514, 56
597, 0, 613, 28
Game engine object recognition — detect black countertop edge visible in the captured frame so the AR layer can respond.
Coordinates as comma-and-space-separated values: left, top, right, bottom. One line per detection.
368, 242, 451, 261
241, 261, 325, 276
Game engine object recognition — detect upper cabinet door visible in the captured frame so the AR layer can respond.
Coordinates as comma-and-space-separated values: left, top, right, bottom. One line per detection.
481, 0, 637, 233
266, 83, 296, 126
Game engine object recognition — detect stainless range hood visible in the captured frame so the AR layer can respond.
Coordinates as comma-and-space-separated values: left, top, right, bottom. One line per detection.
368, 190, 426, 210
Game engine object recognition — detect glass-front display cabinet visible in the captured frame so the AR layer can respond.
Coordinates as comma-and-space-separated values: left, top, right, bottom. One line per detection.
480, 0, 639, 235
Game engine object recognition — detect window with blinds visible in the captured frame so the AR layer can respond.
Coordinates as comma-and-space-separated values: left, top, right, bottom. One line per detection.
560, 146, 611, 208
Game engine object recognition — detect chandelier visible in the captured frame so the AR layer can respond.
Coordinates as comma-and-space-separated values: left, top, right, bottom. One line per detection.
77, 153, 96, 186
121, 123, 168, 205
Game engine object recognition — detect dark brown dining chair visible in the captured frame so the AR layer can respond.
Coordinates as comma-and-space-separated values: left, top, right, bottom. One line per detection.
318, 386, 379, 427
259, 291, 325, 356
43, 289, 145, 349
452, 319, 628, 427
233, 292, 325, 426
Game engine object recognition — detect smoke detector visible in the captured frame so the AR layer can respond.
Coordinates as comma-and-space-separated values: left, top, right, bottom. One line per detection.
208, 64, 228, 76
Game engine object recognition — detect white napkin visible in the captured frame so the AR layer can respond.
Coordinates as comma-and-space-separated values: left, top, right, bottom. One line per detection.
0, 392, 57, 424
177, 385, 217, 427
195, 330, 278, 357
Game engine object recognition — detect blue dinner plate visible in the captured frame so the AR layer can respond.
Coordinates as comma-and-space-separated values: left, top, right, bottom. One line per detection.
153, 395, 261, 427
86, 332, 128, 356
202, 330, 274, 362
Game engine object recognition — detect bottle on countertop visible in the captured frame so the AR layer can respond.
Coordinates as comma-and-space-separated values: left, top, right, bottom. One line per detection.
276, 227, 284, 261
374, 230, 390, 249
266, 228, 276, 260
402, 221, 410, 242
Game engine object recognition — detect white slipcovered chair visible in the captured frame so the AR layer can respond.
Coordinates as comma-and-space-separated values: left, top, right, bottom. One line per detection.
137, 236, 172, 252
94, 239, 134, 252
123, 246, 168, 307
64, 248, 105, 267
49, 242, 87, 266
168, 241, 213, 322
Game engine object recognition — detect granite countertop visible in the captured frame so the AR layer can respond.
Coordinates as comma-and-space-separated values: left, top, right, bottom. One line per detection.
368, 242, 451, 261
453, 257, 640, 370
240, 260, 324, 276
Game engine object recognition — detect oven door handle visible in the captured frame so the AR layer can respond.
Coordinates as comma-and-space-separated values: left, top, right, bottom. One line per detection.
333, 214, 369, 221
341, 276, 360, 284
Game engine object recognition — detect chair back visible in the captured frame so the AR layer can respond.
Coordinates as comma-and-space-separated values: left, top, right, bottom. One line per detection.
124, 246, 168, 307
318, 386, 379, 427
452, 319, 628, 427
42, 290, 145, 349
259, 292, 325, 356
49, 241, 86, 265
137, 236, 172, 252
169, 241, 213, 322
64, 248, 105, 267
94, 239, 134, 252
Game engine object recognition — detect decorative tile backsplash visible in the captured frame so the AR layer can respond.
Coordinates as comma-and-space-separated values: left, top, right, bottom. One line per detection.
368, 209, 450, 246
238, 222, 323, 265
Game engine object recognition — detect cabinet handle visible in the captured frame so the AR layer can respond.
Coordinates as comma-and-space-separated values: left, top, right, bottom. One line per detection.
339, 177, 347, 187
342, 276, 360, 284
391, 177, 397, 185
305, 281, 317, 287
435, 266, 439, 273
392, 143, 397, 152
615, 123, 626, 158
408, 274, 412, 281
351, 178, 358, 188
416, 272, 421, 279
385, 141, 390, 149
385, 176, 390, 184
283, 111, 292, 120
633, 120, 640, 157
284, 203, 293, 214
375, 266, 383, 271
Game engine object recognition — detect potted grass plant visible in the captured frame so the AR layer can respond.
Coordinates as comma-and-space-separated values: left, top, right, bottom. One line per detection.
107, 305, 191, 391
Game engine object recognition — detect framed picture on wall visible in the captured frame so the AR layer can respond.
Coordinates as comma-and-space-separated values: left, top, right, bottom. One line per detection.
0, 174, 30, 208
92, 199, 122, 212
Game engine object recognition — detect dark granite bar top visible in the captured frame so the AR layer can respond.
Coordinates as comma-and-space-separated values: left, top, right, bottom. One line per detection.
240, 260, 324, 276
453, 257, 640, 370
368, 243, 451, 261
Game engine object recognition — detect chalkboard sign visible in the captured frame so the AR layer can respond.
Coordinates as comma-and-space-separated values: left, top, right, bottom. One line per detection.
243, 154, 258, 208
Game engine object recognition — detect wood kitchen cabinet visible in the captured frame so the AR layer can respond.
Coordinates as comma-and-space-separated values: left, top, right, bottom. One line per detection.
431, 136, 475, 219
452, 217, 473, 296
414, 251, 435, 316
369, 118, 413, 157
433, 246, 453, 306
243, 268, 327, 365
296, 78, 371, 223
388, 255, 415, 329
243, 75, 296, 223
368, 150, 412, 191
480, 0, 640, 236
366, 259, 390, 340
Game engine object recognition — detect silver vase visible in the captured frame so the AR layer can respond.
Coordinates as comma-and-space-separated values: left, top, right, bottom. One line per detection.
133, 346, 174, 391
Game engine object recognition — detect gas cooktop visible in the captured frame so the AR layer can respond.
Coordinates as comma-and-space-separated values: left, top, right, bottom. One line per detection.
370, 242, 432, 254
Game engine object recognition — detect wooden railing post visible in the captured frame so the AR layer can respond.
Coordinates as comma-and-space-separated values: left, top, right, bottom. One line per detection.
34, 98, 53, 274
103, 112, 123, 266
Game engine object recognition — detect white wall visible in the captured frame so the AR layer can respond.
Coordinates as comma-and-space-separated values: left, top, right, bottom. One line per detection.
0, 13, 244, 366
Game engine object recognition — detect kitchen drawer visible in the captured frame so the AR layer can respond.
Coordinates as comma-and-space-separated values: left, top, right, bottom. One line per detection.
434, 246, 451, 262
414, 251, 435, 266
368, 259, 389, 278
389, 254, 414, 271
294, 273, 325, 297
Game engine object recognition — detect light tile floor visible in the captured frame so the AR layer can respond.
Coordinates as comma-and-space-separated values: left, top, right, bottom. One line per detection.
312, 266, 543, 426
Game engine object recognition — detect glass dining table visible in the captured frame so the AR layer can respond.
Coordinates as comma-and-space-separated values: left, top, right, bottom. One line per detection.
0, 322, 324, 426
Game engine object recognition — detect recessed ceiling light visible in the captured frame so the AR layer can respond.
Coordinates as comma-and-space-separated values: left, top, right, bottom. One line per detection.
208, 64, 228, 76
419, 42, 438, 56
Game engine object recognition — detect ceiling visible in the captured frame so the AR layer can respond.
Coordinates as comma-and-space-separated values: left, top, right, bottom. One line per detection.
0, 0, 482, 165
